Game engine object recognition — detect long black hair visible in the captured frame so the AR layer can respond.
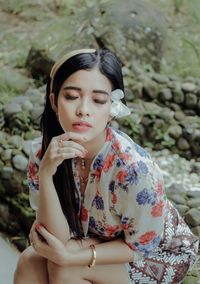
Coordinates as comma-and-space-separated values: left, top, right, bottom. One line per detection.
40, 49, 125, 236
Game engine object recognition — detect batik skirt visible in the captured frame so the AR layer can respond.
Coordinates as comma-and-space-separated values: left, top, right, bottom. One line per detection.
126, 204, 199, 284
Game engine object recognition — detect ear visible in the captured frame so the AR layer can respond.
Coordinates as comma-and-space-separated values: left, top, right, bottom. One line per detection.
49, 93, 58, 112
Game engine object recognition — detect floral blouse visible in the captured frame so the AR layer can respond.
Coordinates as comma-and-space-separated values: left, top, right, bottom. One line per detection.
27, 127, 167, 261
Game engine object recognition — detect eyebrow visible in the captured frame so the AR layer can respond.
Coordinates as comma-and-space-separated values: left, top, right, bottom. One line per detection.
63, 86, 109, 96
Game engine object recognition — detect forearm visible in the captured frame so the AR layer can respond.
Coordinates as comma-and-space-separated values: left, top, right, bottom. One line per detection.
37, 173, 70, 244
69, 238, 134, 266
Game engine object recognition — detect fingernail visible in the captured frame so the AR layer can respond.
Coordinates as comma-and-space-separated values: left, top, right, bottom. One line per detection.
35, 223, 42, 231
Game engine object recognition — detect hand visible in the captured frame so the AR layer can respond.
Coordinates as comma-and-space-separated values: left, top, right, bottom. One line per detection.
39, 132, 88, 177
30, 223, 72, 266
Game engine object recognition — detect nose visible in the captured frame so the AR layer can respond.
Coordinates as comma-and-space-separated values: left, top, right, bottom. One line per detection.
76, 97, 90, 117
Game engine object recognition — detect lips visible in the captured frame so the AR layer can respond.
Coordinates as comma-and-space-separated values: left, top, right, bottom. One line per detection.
72, 121, 92, 127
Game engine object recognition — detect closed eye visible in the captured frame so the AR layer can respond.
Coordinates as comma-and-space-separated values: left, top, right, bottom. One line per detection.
64, 94, 78, 100
94, 99, 107, 104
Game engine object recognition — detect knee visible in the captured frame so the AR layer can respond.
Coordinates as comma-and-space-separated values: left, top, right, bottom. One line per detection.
14, 246, 45, 280
47, 261, 73, 284
15, 247, 32, 276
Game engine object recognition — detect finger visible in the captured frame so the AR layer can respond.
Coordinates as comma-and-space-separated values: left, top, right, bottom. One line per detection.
50, 149, 82, 160
59, 132, 88, 143
50, 145, 87, 158
56, 147, 87, 158
59, 140, 87, 153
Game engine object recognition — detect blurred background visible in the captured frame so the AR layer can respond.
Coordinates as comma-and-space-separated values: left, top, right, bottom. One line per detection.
0, 0, 200, 283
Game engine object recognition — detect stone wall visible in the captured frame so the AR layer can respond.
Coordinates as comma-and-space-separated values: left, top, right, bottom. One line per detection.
121, 72, 200, 160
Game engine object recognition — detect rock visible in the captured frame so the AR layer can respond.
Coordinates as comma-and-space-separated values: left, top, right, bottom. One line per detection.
187, 198, 200, 208
0, 67, 33, 96
185, 76, 195, 83
184, 109, 197, 116
1, 149, 12, 161
26, 48, 54, 81
8, 135, 24, 149
185, 208, 200, 227
0, 204, 10, 223
197, 99, 200, 111
124, 87, 135, 101
12, 95, 29, 105
166, 183, 187, 195
169, 194, 186, 205
177, 137, 190, 150
95, 0, 168, 71
175, 204, 189, 216
1, 166, 14, 179
25, 88, 45, 105
27, 0, 167, 78
168, 75, 180, 81
110, 120, 120, 129
24, 129, 41, 140
30, 106, 44, 125
168, 102, 181, 111
168, 125, 182, 139
22, 140, 32, 157
185, 93, 198, 109
159, 88, 172, 102
158, 108, 174, 121
167, 80, 181, 90
142, 79, 159, 99
4, 103, 22, 116
182, 273, 200, 284
152, 73, 169, 84
22, 100, 33, 111
191, 226, 200, 238
174, 110, 185, 121
186, 191, 200, 199
12, 154, 28, 171
172, 87, 185, 104
181, 82, 196, 93
190, 162, 200, 174
130, 82, 143, 99
182, 127, 198, 143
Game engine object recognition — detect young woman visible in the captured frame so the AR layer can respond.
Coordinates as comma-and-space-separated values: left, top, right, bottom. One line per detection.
14, 49, 199, 284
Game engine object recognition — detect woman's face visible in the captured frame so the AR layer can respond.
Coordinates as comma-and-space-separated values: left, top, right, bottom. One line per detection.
50, 67, 112, 143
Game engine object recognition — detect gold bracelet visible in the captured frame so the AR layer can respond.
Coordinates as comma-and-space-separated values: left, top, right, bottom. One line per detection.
88, 244, 97, 268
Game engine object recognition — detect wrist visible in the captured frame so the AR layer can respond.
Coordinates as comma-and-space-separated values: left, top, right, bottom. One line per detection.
39, 169, 53, 180
64, 247, 93, 267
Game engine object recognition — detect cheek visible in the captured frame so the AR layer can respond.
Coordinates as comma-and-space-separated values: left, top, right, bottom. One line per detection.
57, 100, 71, 117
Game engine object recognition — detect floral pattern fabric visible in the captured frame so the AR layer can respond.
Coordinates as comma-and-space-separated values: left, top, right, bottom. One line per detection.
27, 128, 199, 282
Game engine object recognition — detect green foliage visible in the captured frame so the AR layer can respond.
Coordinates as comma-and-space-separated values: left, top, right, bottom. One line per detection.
120, 116, 140, 142
173, 0, 184, 13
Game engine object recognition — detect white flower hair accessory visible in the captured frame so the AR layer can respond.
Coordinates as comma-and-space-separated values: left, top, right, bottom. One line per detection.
110, 89, 131, 118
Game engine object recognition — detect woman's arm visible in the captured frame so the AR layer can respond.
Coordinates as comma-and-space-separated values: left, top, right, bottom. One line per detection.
37, 172, 70, 244
69, 238, 134, 266
36, 132, 87, 244
31, 224, 134, 266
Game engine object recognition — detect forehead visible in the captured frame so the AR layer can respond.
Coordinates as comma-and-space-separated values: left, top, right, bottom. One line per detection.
61, 68, 112, 92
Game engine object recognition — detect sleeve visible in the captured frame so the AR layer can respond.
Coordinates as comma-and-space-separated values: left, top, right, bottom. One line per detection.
117, 158, 167, 261
27, 137, 42, 211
